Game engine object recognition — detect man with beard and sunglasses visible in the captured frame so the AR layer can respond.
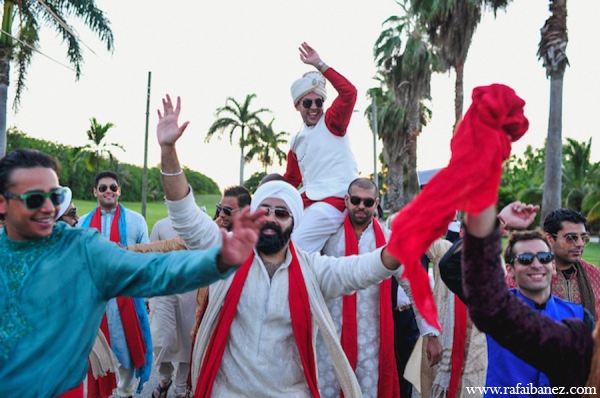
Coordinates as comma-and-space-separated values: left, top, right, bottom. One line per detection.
317, 177, 441, 398
0, 149, 265, 397
79, 171, 154, 398
156, 94, 406, 397
283, 42, 359, 253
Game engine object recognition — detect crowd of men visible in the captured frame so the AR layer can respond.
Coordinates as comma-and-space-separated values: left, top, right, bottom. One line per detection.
1, 42, 599, 398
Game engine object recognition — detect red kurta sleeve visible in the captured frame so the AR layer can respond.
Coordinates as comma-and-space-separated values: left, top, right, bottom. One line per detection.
323, 68, 357, 137
283, 149, 303, 188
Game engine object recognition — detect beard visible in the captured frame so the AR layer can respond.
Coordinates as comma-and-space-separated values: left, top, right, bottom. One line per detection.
256, 222, 293, 255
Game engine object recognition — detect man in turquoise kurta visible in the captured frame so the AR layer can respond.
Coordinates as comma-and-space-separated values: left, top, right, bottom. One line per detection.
0, 149, 264, 398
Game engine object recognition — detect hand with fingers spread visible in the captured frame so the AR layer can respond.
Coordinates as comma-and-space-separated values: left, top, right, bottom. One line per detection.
216, 207, 268, 272
498, 201, 540, 230
157, 94, 190, 147
298, 42, 321, 68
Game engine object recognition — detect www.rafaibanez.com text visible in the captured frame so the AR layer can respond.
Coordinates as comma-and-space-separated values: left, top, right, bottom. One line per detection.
465, 384, 597, 395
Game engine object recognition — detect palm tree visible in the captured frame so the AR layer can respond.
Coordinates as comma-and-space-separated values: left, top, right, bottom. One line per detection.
0, 0, 114, 158
411, 0, 513, 131
244, 119, 288, 174
75, 117, 124, 174
374, 2, 437, 212
538, 0, 568, 224
562, 138, 599, 218
205, 94, 270, 185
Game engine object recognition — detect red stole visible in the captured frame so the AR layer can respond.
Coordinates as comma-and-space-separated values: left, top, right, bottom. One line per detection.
448, 296, 468, 398
387, 84, 529, 330
195, 242, 320, 397
87, 206, 147, 396
342, 217, 399, 398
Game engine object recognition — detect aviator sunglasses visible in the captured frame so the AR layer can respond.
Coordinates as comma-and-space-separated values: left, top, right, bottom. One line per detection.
551, 233, 590, 246
97, 183, 119, 193
301, 98, 324, 109
512, 251, 554, 266
3, 187, 67, 211
349, 195, 376, 208
216, 204, 240, 217
260, 205, 293, 220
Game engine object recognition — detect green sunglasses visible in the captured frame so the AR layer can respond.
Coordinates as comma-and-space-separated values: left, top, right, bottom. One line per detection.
3, 188, 67, 211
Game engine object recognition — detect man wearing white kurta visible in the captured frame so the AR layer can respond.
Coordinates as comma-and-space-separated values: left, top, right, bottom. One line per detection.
156, 94, 406, 397
318, 178, 440, 398
149, 217, 198, 398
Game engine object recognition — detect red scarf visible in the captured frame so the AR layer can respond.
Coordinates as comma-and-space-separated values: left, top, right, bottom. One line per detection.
342, 216, 399, 398
387, 84, 529, 330
87, 205, 147, 397
448, 295, 468, 398
195, 242, 319, 397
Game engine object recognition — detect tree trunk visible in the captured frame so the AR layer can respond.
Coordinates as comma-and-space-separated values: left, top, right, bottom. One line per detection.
454, 62, 464, 133
239, 126, 245, 185
541, 73, 564, 223
0, 48, 10, 159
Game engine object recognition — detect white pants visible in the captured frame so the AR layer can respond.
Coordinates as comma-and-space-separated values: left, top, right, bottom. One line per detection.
115, 365, 138, 397
291, 201, 345, 253
159, 361, 190, 396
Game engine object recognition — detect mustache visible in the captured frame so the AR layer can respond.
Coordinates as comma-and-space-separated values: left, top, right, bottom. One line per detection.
260, 222, 283, 234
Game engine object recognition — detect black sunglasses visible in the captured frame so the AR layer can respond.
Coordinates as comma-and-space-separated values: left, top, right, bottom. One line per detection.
3, 188, 66, 211
301, 98, 324, 109
216, 204, 240, 217
260, 205, 293, 220
349, 195, 376, 208
98, 183, 119, 193
512, 251, 554, 266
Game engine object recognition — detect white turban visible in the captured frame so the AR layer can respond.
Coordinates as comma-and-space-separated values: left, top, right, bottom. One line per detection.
291, 71, 327, 104
251, 181, 303, 232
55, 186, 72, 220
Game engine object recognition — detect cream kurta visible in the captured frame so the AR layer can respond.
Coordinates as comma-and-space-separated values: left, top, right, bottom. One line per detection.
167, 190, 398, 397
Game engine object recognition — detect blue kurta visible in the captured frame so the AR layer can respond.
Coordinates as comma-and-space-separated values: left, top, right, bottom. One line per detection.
0, 223, 234, 397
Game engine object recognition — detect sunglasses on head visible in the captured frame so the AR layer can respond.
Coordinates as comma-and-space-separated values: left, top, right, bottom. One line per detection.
552, 233, 590, 246
349, 195, 376, 208
3, 188, 67, 211
512, 251, 554, 266
216, 204, 240, 217
98, 183, 119, 193
301, 98, 324, 109
260, 205, 293, 220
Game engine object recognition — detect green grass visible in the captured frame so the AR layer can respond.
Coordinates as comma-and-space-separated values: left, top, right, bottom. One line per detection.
584, 242, 600, 267
73, 194, 222, 232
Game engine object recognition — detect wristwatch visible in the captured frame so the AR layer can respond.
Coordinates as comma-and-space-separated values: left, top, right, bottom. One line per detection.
425, 332, 439, 338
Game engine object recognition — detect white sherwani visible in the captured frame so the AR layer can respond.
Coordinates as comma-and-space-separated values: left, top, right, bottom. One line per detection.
167, 190, 399, 397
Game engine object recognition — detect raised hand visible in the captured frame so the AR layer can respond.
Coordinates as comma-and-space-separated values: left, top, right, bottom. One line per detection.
498, 201, 540, 229
298, 42, 321, 67
157, 94, 190, 147
217, 207, 267, 271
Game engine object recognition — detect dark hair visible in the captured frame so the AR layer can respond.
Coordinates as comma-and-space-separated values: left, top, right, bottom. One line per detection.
348, 177, 378, 196
504, 229, 550, 265
94, 171, 119, 187
0, 149, 60, 193
543, 208, 588, 235
223, 185, 251, 208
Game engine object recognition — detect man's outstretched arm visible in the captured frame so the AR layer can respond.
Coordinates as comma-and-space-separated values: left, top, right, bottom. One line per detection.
157, 94, 191, 201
